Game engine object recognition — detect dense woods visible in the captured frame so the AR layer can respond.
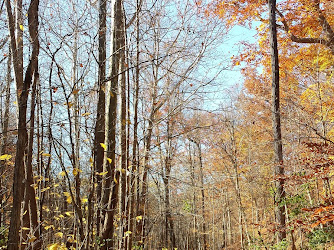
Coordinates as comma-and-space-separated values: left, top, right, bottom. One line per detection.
0, 0, 334, 249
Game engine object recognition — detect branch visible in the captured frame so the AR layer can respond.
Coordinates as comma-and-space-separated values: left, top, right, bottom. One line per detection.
301, 123, 334, 145
314, 2, 334, 48
275, 8, 328, 45
125, 0, 143, 29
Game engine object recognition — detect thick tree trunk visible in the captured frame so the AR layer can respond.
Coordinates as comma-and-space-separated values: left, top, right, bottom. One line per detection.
6, 0, 40, 248
0, 45, 11, 244
94, 0, 107, 238
101, 1, 124, 248
269, 0, 286, 242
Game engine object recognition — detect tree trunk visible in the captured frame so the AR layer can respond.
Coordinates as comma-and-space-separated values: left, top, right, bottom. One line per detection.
101, 0, 124, 247
188, 142, 198, 250
269, 0, 286, 242
6, 0, 40, 248
196, 141, 207, 250
22, 72, 40, 249
0, 44, 11, 244
94, 0, 107, 239
118, 36, 127, 248
128, 1, 140, 247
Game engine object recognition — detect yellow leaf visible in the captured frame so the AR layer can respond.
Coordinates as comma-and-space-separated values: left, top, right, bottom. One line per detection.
67, 235, 75, 243
81, 197, 88, 203
28, 236, 37, 242
136, 215, 142, 222
107, 158, 112, 164
42, 153, 51, 157
114, 176, 118, 184
89, 157, 93, 163
96, 171, 108, 176
51, 192, 61, 198
47, 243, 58, 250
66, 196, 72, 204
21, 227, 30, 231
42, 205, 50, 212
55, 232, 63, 238
19, 24, 24, 31
41, 187, 50, 192
47, 243, 67, 250
0, 154, 12, 161
65, 211, 73, 217
81, 112, 91, 117
59, 171, 66, 177
45, 225, 55, 230
63, 192, 72, 204
124, 231, 132, 237
100, 143, 107, 151
64, 102, 73, 107
72, 168, 82, 176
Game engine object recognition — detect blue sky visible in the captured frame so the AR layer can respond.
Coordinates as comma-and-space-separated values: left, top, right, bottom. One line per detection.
204, 24, 257, 110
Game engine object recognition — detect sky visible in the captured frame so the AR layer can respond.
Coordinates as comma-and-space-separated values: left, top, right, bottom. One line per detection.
203, 24, 257, 111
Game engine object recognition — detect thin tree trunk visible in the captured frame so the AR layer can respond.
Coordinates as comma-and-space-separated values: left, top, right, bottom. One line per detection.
94, 0, 107, 239
22, 72, 40, 249
188, 142, 198, 250
269, 0, 286, 242
163, 121, 176, 249
196, 141, 207, 250
128, 2, 140, 248
137, 55, 160, 248
71, 29, 84, 244
118, 33, 127, 248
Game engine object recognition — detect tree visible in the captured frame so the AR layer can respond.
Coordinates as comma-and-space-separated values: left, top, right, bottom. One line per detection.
6, 0, 40, 248
268, 0, 286, 242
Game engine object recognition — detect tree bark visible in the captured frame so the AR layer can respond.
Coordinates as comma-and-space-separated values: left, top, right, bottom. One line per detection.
196, 141, 207, 250
6, 0, 40, 248
0, 44, 11, 244
269, 0, 286, 242
128, 1, 140, 247
22, 72, 40, 249
94, 0, 107, 238
101, 0, 124, 247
